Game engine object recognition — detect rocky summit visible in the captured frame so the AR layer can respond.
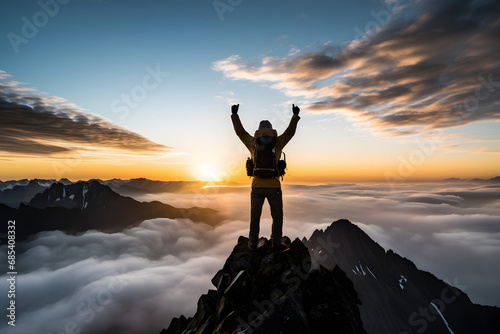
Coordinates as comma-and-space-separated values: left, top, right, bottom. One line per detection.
161, 236, 366, 334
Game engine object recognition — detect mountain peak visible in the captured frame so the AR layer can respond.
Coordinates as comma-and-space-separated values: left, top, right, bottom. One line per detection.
161, 236, 366, 334
324, 218, 364, 234
311, 218, 364, 236
28, 180, 116, 210
304, 220, 500, 334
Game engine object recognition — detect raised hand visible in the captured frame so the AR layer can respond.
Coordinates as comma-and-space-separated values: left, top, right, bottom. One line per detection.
292, 104, 300, 115
231, 104, 239, 114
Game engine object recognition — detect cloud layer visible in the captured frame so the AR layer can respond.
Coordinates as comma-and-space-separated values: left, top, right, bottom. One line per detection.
0, 70, 170, 157
125, 180, 500, 309
2, 181, 498, 334
0, 219, 245, 334
213, 0, 500, 136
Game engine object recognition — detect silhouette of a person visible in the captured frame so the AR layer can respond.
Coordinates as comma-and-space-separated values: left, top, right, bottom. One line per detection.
231, 104, 300, 250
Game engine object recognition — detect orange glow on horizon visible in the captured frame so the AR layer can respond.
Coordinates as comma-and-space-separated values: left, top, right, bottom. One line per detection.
0, 159, 192, 182
1, 144, 498, 183
1, 157, 497, 183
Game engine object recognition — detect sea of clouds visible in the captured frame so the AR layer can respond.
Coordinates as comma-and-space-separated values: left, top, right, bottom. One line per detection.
1, 181, 499, 333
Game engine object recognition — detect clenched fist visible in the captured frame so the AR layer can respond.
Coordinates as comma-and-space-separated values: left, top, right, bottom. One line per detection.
231, 104, 239, 114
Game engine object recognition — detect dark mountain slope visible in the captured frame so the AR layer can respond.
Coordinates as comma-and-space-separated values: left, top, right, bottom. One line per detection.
304, 219, 500, 334
0, 179, 54, 208
1, 181, 222, 241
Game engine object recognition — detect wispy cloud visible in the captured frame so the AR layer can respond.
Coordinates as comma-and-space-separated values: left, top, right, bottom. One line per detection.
0, 70, 171, 157
213, 0, 500, 136
214, 90, 237, 105
288, 46, 301, 56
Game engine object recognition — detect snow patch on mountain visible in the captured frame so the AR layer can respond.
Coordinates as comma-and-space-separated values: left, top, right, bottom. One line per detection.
398, 275, 407, 290
358, 261, 366, 276
430, 302, 455, 334
37, 180, 53, 187
367, 266, 377, 279
3, 184, 15, 190
81, 186, 89, 210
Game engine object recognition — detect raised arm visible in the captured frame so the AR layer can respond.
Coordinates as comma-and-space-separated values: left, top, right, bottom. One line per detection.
230, 104, 254, 150
277, 104, 301, 148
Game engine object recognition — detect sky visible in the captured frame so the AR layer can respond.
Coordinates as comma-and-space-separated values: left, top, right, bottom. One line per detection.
1, 181, 499, 333
0, 0, 499, 183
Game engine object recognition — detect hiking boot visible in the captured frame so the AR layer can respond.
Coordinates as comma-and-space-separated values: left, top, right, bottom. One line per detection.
248, 241, 257, 250
257, 237, 269, 249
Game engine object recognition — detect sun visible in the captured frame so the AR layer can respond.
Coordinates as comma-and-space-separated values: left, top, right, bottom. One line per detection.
199, 164, 224, 182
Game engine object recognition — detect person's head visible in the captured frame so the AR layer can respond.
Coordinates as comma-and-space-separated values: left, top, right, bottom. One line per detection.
258, 120, 272, 130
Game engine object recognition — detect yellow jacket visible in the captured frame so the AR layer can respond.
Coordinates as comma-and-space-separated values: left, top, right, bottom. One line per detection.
231, 114, 300, 188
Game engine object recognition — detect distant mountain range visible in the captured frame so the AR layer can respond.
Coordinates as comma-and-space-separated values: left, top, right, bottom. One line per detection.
0, 180, 222, 241
162, 220, 500, 334
0, 178, 211, 208
441, 176, 500, 183
0, 178, 70, 207
2, 176, 499, 209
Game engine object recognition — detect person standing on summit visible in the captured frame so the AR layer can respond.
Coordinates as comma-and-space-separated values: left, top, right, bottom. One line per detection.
231, 104, 300, 251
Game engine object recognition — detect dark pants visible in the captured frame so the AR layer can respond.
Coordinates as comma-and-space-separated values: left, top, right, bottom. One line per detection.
250, 187, 283, 248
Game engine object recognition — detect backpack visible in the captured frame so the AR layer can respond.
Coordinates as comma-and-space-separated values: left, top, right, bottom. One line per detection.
246, 136, 287, 179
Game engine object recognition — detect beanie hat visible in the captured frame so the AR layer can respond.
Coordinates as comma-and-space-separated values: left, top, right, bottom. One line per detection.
259, 120, 272, 129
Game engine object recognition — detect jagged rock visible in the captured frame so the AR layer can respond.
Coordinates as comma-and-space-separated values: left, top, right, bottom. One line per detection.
161, 236, 366, 334
256, 237, 268, 248
241, 292, 310, 334
215, 296, 232, 324
224, 270, 252, 303
281, 236, 291, 248
161, 315, 189, 334
288, 237, 311, 272
196, 315, 215, 334
305, 265, 364, 333
211, 270, 231, 295
222, 236, 256, 278
192, 290, 217, 332
212, 311, 244, 334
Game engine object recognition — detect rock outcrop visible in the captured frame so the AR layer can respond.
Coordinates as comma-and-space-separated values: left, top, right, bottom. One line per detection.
161, 236, 366, 334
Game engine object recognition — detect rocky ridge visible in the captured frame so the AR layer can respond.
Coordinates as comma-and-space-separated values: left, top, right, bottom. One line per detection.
161, 235, 366, 334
